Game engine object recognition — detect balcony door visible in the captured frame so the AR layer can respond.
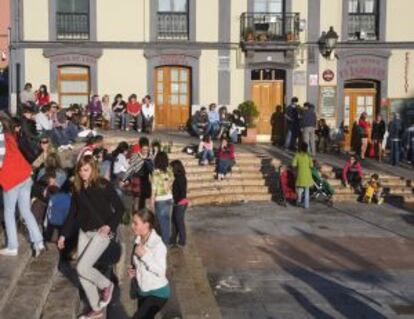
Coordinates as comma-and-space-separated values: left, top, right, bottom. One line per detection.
155, 66, 191, 129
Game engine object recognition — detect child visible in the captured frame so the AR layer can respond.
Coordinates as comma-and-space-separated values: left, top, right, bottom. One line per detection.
279, 164, 297, 202
292, 142, 314, 209
363, 173, 384, 205
198, 135, 214, 166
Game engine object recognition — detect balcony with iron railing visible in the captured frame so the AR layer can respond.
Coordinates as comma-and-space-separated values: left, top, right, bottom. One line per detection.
348, 13, 378, 40
157, 12, 189, 40
56, 12, 89, 40
240, 12, 300, 49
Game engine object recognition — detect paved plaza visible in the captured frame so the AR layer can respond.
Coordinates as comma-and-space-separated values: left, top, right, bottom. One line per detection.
188, 201, 414, 319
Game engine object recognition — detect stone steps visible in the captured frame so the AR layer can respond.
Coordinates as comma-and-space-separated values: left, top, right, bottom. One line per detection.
190, 193, 272, 206
332, 194, 359, 202
0, 247, 59, 319
187, 171, 264, 182
188, 179, 266, 190
188, 185, 269, 198
186, 164, 262, 174
0, 236, 31, 313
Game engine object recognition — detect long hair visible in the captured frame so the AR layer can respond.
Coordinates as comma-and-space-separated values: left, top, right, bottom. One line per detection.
73, 155, 100, 193
170, 159, 186, 177
154, 151, 169, 172
39, 84, 48, 95
44, 152, 63, 176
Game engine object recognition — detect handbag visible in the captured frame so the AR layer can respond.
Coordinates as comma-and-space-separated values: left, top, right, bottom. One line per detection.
369, 143, 376, 158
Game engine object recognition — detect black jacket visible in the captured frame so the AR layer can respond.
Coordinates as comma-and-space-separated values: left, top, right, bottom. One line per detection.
172, 174, 187, 204
371, 120, 386, 140
62, 180, 124, 238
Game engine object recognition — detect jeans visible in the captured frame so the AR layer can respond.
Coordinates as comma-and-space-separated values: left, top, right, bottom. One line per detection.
390, 140, 401, 166
89, 113, 102, 129
230, 130, 239, 144
143, 116, 154, 133
170, 204, 187, 246
127, 113, 143, 131
3, 177, 43, 250
303, 127, 316, 156
209, 122, 220, 138
191, 122, 212, 137
52, 127, 70, 146
217, 159, 233, 175
66, 122, 80, 141
200, 149, 214, 163
77, 230, 111, 311
134, 295, 168, 319
296, 187, 310, 209
411, 138, 414, 166
284, 129, 292, 149
111, 112, 127, 130
155, 199, 173, 245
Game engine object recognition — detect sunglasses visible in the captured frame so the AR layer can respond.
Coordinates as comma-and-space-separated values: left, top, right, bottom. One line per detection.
40, 140, 49, 144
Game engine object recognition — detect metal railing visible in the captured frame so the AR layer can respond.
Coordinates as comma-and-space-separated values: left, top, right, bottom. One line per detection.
56, 12, 89, 40
348, 13, 378, 40
240, 12, 300, 42
157, 12, 189, 40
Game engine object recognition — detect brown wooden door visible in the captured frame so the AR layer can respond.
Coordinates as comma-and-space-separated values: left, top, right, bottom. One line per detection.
344, 88, 376, 150
155, 66, 190, 129
58, 66, 90, 108
251, 81, 284, 135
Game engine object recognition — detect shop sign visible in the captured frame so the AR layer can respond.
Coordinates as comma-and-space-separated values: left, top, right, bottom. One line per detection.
322, 69, 335, 82
339, 56, 387, 81
309, 74, 318, 86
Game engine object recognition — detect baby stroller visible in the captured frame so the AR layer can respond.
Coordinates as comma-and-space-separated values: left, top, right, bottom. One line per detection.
310, 167, 334, 206
275, 166, 297, 206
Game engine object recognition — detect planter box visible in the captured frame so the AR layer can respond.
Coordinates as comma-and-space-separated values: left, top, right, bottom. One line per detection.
242, 128, 257, 144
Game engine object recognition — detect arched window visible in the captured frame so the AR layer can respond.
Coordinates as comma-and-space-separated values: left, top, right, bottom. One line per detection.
157, 0, 189, 40
56, 0, 89, 40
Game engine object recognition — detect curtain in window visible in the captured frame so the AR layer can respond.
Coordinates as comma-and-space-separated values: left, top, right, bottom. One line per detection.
57, 0, 89, 13
254, 0, 283, 13
349, 0, 376, 14
158, 0, 187, 12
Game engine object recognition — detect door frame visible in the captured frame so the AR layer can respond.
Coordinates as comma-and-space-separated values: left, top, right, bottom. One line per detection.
154, 65, 192, 129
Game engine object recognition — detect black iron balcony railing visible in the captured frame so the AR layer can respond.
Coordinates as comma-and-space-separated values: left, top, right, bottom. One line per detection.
240, 12, 300, 43
56, 12, 89, 40
157, 12, 189, 40
348, 13, 378, 40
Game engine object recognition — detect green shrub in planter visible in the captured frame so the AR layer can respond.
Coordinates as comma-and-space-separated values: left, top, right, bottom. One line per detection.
238, 100, 260, 128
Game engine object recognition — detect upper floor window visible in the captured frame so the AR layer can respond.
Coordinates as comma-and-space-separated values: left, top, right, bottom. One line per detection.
254, 0, 283, 13
56, 0, 89, 40
157, 0, 189, 40
348, 0, 378, 40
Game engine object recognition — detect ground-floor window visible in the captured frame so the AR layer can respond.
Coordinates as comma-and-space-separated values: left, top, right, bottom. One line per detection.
58, 66, 90, 108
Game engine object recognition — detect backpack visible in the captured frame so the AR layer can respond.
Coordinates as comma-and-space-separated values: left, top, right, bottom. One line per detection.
46, 192, 71, 226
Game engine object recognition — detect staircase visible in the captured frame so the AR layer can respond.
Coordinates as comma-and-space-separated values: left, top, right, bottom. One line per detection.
320, 164, 414, 203
169, 149, 272, 206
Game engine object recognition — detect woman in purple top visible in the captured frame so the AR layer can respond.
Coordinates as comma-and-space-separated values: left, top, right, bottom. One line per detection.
86, 95, 103, 129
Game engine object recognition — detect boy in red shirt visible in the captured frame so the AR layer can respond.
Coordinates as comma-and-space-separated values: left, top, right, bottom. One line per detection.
126, 94, 143, 132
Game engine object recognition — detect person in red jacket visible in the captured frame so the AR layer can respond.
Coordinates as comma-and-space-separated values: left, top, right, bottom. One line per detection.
342, 154, 363, 193
0, 113, 45, 257
216, 137, 235, 180
126, 94, 143, 132
35, 84, 50, 107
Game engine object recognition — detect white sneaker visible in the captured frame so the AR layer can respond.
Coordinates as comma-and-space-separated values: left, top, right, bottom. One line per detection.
67, 144, 74, 150
137, 129, 142, 133
58, 146, 65, 152
0, 248, 18, 256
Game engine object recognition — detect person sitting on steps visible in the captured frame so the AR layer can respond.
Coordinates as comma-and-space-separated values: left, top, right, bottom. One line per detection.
216, 137, 235, 180
198, 135, 214, 166
342, 154, 363, 194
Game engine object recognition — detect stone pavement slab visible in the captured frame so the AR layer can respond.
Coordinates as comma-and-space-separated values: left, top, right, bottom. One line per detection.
188, 202, 414, 319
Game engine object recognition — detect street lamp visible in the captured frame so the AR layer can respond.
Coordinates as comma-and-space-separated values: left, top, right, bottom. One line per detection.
319, 26, 339, 59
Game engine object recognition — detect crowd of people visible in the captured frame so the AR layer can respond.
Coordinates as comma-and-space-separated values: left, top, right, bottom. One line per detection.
0, 104, 190, 318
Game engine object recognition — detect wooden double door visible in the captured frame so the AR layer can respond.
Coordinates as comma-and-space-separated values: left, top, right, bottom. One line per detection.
251, 81, 284, 135
344, 88, 377, 149
155, 66, 191, 129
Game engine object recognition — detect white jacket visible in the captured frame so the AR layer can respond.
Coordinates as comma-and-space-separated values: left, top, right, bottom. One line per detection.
133, 230, 169, 293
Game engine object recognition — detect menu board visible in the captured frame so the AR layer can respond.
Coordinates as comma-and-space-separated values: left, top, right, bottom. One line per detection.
319, 86, 337, 123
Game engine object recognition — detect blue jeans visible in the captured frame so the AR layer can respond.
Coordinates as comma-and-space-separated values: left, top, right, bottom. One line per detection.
284, 129, 292, 149
230, 130, 239, 144
66, 122, 80, 141
155, 199, 173, 245
217, 159, 233, 175
191, 122, 212, 137
52, 127, 70, 146
3, 177, 44, 250
209, 122, 220, 138
390, 140, 401, 166
171, 204, 187, 246
200, 149, 214, 163
296, 187, 310, 209
111, 113, 127, 130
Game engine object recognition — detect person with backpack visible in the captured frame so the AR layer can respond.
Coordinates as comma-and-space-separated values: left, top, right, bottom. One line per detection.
58, 155, 124, 318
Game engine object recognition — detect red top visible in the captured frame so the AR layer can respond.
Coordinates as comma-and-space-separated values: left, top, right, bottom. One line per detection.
218, 144, 235, 160
342, 160, 363, 184
358, 119, 370, 135
127, 102, 142, 114
0, 134, 32, 191
128, 143, 141, 157
36, 92, 50, 106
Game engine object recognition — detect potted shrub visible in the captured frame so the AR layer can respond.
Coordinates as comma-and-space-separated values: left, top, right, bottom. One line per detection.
244, 27, 255, 42
238, 100, 260, 144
